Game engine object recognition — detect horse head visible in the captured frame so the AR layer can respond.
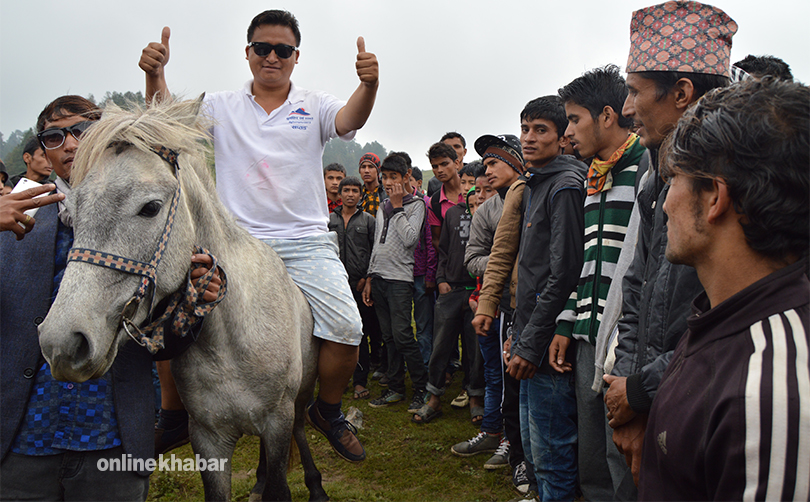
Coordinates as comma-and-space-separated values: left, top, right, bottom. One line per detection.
39, 96, 212, 382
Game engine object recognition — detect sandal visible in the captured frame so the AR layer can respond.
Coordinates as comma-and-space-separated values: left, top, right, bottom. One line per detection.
451, 390, 469, 409
470, 405, 484, 426
353, 386, 370, 400
411, 404, 443, 424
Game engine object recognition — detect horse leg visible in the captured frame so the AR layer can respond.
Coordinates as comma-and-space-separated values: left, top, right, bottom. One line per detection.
189, 419, 238, 502
249, 439, 268, 501
293, 407, 328, 502
260, 412, 295, 502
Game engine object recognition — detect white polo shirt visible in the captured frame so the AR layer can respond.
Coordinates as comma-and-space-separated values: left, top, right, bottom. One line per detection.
203, 81, 354, 240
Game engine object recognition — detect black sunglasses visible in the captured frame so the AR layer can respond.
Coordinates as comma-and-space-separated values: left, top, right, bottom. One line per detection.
37, 121, 94, 150
249, 42, 297, 59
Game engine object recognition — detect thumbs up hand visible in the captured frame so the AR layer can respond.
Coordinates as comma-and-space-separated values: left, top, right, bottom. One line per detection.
139, 26, 171, 77
355, 36, 379, 87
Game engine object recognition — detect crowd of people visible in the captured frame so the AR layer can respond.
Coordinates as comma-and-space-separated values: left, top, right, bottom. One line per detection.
0, 1, 807, 501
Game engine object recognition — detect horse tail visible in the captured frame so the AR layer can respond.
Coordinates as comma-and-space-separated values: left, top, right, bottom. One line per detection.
287, 435, 300, 473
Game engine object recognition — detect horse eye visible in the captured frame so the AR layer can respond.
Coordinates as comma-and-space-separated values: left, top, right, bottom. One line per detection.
138, 201, 162, 218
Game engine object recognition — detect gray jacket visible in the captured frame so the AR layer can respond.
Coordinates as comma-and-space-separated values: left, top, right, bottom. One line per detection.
611, 151, 703, 413
464, 191, 504, 278
367, 195, 425, 283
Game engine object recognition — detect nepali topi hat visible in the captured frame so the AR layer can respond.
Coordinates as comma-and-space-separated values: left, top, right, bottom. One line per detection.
627, 1, 738, 76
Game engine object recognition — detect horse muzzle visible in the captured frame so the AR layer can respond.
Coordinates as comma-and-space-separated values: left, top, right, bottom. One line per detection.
38, 315, 119, 383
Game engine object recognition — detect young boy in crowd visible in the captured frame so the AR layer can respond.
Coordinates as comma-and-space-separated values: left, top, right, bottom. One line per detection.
413, 163, 484, 426
411, 166, 437, 367
462, 135, 526, 473
473, 97, 588, 499
553, 65, 647, 501
363, 154, 429, 414
328, 177, 377, 400
324, 163, 347, 212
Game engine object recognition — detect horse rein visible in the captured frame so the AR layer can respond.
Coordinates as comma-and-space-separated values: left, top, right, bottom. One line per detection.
66, 146, 227, 354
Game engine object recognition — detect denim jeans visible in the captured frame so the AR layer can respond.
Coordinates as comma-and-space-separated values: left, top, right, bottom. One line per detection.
519, 372, 577, 501
371, 278, 427, 395
426, 287, 483, 397
412, 275, 435, 367
575, 340, 614, 501
0, 446, 149, 500
478, 317, 503, 434
352, 288, 381, 388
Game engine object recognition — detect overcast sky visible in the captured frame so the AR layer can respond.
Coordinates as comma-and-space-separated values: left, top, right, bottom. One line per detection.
2, 0, 807, 168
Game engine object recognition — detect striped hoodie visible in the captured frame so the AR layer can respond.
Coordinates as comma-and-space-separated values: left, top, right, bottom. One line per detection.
639, 260, 809, 500
556, 138, 646, 345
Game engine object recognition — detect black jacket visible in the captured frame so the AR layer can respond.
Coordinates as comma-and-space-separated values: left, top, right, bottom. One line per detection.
512, 155, 587, 371
611, 149, 704, 413
436, 202, 475, 287
328, 205, 376, 289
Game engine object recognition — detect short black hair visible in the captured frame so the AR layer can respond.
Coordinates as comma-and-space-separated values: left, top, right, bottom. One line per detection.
441, 132, 466, 147
248, 10, 301, 46
460, 160, 485, 179
734, 54, 793, 80
633, 71, 729, 102
390, 151, 413, 168
338, 176, 362, 192
323, 163, 346, 175
37, 95, 102, 133
380, 153, 410, 175
427, 142, 457, 161
410, 166, 423, 181
520, 96, 568, 138
660, 77, 809, 262
23, 136, 43, 159
559, 64, 632, 129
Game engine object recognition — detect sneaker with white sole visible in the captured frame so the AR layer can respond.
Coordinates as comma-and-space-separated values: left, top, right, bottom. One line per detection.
512, 460, 531, 495
407, 389, 429, 413
450, 431, 501, 457
507, 490, 538, 502
483, 437, 510, 469
369, 389, 404, 408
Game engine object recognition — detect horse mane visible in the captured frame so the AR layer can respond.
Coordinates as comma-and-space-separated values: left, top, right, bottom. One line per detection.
71, 97, 211, 186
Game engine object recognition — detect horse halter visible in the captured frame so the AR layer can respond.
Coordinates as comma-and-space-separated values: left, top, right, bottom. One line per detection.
66, 146, 227, 354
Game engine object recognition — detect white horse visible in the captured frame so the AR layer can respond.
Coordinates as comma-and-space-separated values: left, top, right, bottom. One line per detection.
37, 98, 327, 501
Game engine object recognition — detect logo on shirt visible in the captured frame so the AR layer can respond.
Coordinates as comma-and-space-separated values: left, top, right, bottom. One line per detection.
657, 431, 668, 454
286, 108, 314, 130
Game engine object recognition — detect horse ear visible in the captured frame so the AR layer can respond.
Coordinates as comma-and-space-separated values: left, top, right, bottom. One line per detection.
171, 94, 206, 129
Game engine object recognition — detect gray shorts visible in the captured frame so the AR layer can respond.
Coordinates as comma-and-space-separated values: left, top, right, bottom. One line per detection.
262, 232, 363, 346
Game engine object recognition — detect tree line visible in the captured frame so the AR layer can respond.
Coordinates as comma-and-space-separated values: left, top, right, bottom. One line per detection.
2, 91, 392, 183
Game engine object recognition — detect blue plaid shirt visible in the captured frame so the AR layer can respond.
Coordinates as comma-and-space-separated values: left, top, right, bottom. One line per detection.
12, 220, 122, 455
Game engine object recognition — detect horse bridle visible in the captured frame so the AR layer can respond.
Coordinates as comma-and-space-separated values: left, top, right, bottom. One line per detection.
66, 146, 227, 354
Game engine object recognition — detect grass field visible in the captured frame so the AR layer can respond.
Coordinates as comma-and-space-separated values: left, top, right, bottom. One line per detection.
147, 374, 516, 501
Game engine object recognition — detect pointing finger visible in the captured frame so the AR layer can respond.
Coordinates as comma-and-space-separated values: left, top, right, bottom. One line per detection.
357, 36, 365, 54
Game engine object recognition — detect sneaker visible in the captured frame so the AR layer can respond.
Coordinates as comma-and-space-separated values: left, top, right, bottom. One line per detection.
450, 390, 469, 409
483, 437, 510, 470
378, 374, 390, 387
371, 370, 385, 380
450, 431, 501, 457
407, 389, 429, 413
512, 460, 531, 495
305, 402, 366, 463
369, 389, 404, 408
507, 490, 538, 502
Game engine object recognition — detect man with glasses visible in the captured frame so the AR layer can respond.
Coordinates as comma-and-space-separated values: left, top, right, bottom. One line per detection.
0, 95, 221, 499
139, 9, 378, 463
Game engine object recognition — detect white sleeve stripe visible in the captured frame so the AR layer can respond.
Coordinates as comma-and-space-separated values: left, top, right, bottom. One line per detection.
785, 309, 810, 501
744, 320, 767, 502
765, 314, 788, 502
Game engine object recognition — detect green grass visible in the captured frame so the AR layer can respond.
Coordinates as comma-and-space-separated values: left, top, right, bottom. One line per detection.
147, 375, 515, 501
